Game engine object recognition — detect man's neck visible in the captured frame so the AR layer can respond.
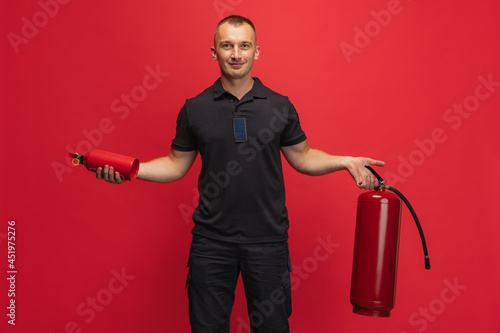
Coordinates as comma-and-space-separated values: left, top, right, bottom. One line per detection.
220, 75, 254, 100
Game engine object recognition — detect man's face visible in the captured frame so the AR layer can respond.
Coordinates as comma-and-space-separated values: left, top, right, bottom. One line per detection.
211, 22, 260, 80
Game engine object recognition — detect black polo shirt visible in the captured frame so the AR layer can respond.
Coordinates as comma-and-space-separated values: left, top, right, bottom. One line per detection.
172, 77, 307, 243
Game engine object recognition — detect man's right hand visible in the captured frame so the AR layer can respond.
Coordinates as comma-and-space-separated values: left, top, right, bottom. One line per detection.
96, 165, 125, 184
93, 149, 197, 184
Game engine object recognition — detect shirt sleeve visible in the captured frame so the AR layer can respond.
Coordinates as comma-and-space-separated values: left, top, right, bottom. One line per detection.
280, 100, 307, 147
171, 103, 198, 151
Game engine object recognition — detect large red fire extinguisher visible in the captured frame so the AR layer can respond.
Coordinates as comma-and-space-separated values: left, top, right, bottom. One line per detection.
350, 166, 430, 317
69, 149, 140, 181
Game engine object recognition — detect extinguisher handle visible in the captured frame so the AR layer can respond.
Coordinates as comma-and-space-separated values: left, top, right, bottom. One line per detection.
365, 165, 385, 186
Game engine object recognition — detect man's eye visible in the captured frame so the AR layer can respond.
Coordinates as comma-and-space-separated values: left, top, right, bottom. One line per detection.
222, 44, 231, 48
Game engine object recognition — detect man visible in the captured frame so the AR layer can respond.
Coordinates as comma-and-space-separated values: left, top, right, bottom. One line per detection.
97, 15, 384, 333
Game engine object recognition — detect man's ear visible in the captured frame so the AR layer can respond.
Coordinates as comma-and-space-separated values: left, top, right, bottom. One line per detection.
210, 47, 217, 61
254, 46, 261, 60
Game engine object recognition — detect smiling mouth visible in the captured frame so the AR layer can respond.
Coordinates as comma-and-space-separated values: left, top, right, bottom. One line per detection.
229, 63, 244, 68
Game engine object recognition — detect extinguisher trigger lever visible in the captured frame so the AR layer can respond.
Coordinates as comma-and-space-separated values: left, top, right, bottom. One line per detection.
364, 165, 385, 187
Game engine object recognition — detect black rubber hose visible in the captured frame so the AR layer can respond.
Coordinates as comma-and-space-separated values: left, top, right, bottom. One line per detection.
365, 166, 431, 270
386, 185, 431, 270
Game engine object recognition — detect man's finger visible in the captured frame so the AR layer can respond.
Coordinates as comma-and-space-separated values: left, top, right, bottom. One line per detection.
103, 165, 110, 182
114, 171, 124, 184
356, 173, 364, 187
357, 172, 378, 190
370, 159, 385, 167
369, 174, 378, 190
96, 167, 103, 179
365, 174, 371, 189
109, 167, 117, 184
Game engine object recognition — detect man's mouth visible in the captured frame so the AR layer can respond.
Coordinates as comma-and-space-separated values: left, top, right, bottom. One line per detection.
229, 62, 244, 69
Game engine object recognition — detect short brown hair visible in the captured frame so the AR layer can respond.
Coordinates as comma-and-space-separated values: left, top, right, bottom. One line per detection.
214, 15, 257, 45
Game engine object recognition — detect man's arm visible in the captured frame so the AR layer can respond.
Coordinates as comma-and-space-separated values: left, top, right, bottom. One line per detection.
97, 149, 198, 184
281, 140, 384, 190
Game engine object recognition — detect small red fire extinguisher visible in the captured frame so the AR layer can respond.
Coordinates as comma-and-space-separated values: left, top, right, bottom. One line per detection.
350, 166, 430, 317
70, 149, 140, 181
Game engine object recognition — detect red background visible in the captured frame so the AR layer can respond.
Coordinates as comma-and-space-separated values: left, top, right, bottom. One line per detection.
1, 0, 500, 332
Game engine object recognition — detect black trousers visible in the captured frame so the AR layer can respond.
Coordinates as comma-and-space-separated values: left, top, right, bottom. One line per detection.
186, 235, 292, 333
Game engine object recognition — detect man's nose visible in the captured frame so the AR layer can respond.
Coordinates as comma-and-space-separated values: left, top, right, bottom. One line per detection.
231, 48, 241, 59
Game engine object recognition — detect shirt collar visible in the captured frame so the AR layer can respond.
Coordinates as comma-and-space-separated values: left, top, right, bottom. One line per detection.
212, 77, 268, 100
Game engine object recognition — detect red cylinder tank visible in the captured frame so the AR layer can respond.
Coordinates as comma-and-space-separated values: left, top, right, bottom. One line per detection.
84, 149, 139, 181
350, 187, 402, 317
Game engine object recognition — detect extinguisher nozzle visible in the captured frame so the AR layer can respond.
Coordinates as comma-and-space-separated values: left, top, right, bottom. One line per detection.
68, 152, 84, 165
425, 256, 431, 270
